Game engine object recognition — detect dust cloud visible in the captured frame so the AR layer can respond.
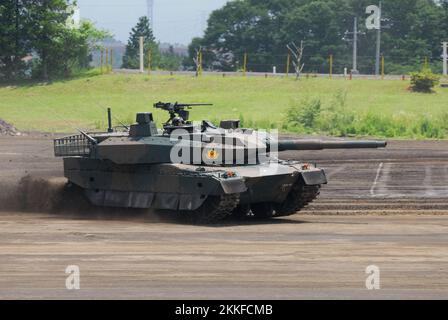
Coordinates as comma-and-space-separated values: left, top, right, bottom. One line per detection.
0, 175, 172, 223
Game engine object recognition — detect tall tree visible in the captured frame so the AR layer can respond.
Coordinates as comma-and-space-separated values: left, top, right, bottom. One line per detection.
122, 16, 159, 69
1, 0, 106, 81
27, 0, 72, 79
0, 0, 29, 80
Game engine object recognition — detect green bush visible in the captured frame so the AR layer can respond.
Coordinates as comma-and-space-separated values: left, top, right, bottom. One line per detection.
285, 92, 448, 138
286, 98, 321, 130
410, 68, 440, 93
317, 90, 356, 136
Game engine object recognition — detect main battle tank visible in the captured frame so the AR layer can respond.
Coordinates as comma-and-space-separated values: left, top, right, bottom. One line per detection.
54, 102, 386, 223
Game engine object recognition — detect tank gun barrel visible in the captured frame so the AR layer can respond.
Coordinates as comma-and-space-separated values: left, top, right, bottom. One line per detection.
275, 139, 387, 151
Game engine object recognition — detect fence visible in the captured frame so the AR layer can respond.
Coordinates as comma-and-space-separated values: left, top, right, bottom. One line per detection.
95, 47, 445, 78
216, 52, 443, 76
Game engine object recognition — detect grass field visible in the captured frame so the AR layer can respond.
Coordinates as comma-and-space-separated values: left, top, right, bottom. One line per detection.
1, 73, 447, 138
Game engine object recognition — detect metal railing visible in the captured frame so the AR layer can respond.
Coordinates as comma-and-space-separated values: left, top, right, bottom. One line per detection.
54, 134, 92, 157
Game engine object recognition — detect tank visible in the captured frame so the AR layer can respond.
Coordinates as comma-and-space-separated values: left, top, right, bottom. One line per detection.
54, 102, 387, 223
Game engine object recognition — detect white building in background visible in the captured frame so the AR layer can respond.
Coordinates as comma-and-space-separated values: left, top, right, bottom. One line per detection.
67, 4, 80, 29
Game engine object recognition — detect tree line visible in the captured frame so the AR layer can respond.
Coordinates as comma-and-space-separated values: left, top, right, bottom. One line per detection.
0, 3, 184, 81
0, 0, 106, 81
2, 0, 446, 80
186, 0, 448, 74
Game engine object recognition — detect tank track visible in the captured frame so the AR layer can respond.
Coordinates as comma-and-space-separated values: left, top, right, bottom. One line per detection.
275, 179, 320, 217
193, 193, 240, 224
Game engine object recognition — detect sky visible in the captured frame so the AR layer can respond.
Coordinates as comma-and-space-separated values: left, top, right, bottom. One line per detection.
77, 0, 229, 45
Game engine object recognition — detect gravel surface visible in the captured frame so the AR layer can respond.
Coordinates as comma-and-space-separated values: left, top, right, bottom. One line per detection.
0, 135, 447, 299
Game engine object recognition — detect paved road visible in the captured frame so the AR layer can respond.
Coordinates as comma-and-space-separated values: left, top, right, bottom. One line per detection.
0, 136, 447, 299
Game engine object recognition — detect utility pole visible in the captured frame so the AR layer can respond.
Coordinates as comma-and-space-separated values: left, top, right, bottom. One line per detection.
243, 52, 247, 77
105, 49, 108, 72
148, 48, 152, 75
443, 42, 448, 76
139, 36, 144, 73
353, 17, 358, 74
329, 54, 333, 79
199, 50, 203, 76
14, 0, 19, 75
147, 0, 154, 30
375, 1, 382, 77
344, 17, 363, 74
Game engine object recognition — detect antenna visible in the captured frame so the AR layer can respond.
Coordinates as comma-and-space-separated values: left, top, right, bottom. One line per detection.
147, 0, 154, 31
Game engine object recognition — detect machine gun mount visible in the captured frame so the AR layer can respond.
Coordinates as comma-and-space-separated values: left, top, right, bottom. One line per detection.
154, 102, 213, 132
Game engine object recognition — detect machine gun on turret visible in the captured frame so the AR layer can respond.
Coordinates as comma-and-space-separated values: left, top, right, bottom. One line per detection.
154, 102, 213, 126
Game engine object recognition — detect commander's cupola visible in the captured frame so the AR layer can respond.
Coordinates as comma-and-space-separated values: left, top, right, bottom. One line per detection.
129, 113, 158, 137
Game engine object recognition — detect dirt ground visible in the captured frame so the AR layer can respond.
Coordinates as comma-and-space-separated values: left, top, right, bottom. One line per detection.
0, 135, 448, 299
